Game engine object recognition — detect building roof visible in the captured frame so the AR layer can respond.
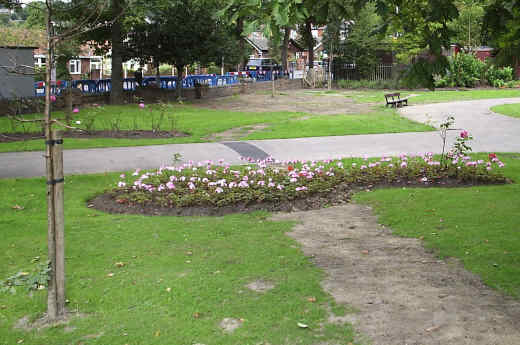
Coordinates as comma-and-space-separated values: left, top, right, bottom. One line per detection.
246, 36, 269, 53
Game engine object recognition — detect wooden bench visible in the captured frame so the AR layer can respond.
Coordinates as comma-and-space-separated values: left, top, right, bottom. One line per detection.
384, 93, 408, 108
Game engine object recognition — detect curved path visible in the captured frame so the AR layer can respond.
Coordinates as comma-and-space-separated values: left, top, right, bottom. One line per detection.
1, 98, 520, 178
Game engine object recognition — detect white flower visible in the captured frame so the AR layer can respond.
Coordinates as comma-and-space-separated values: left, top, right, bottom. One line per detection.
75, 120, 81, 125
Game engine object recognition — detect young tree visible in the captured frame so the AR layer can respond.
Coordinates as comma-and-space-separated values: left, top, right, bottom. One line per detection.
0, 0, 114, 323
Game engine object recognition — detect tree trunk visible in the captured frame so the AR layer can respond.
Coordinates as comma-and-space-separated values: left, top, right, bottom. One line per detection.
44, 8, 58, 322
175, 64, 184, 99
155, 60, 161, 87
110, 0, 124, 104
237, 18, 246, 70
281, 26, 291, 76
305, 19, 314, 70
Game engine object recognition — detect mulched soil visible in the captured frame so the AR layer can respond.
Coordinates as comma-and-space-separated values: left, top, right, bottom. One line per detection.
0, 130, 189, 142
89, 179, 508, 217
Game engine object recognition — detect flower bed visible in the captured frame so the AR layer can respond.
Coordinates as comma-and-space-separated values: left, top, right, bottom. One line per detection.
91, 153, 508, 216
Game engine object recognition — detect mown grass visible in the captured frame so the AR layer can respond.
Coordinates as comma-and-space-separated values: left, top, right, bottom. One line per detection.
354, 153, 520, 298
309, 88, 520, 104
243, 107, 432, 140
0, 103, 432, 153
491, 103, 520, 118
0, 173, 357, 345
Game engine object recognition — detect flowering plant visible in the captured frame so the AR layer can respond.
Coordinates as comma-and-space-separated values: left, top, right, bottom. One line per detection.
111, 153, 507, 209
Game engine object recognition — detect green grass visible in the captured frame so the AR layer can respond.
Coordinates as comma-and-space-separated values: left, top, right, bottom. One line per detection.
243, 108, 433, 140
354, 153, 520, 298
491, 103, 520, 118
309, 89, 520, 104
0, 173, 357, 345
0, 103, 432, 153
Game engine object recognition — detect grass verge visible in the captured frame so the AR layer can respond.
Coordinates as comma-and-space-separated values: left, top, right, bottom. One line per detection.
491, 103, 520, 118
310, 89, 520, 104
0, 173, 357, 345
0, 103, 432, 153
354, 153, 520, 298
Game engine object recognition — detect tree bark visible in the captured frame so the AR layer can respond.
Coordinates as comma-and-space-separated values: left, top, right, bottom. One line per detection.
155, 60, 161, 87
281, 26, 291, 76
44, 6, 58, 322
110, 0, 124, 104
175, 64, 184, 99
237, 18, 246, 70
305, 19, 314, 70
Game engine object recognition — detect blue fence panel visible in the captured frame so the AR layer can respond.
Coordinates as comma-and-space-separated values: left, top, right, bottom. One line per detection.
96, 79, 111, 93
35, 74, 238, 96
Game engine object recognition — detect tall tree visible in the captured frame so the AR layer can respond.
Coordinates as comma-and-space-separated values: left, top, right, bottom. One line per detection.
125, 0, 243, 98
376, 0, 459, 88
482, 0, 520, 69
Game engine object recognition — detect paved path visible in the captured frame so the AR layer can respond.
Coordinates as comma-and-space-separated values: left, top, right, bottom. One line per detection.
1, 98, 519, 178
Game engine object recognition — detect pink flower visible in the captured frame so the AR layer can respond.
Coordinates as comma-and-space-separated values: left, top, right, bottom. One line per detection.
50, 95, 56, 102
73, 108, 79, 113
119, 174, 125, 178
215, 187, 224, 193
460, 130, 469, 138
139, 103, 145, 109
166, 182, 175, 189
117, 181, 126, 187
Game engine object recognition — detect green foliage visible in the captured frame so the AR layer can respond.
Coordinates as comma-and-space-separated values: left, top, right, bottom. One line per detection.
485, 65, 513, 87
448, 0, 486, 48
483, 0, 520, 67
325, 3, 384, 79
434, 52, 486, 87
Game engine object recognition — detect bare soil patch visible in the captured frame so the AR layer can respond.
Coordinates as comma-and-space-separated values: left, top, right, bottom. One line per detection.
193, 89, 374, 115
203, 124, 269, 141
0, 130, 189, 142
271, 204, 520, 345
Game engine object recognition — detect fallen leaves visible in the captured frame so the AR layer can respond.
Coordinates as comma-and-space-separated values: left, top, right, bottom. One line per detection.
12, 205, 24, 211
306, 296, 316, 303
114, 262, 125, 268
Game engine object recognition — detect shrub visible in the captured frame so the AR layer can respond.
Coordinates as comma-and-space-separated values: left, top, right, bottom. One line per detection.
485, 65, 513, 87
434, 53, 486, 88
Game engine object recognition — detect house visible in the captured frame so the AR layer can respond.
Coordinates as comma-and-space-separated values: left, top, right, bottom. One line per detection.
34, 44, 104, 81
0, 46, 37, 99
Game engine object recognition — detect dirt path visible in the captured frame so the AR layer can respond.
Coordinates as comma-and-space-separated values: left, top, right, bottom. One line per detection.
193, 89, 374, 115
272, 204, 520, 345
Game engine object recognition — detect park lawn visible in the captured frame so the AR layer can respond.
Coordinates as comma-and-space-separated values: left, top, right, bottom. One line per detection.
491, 103, 520, 118
0, 173, 356, 345
0, 103, 433, 153
243, 107, 432, 140
309, 88, 520, 104
354, 152, 520, 298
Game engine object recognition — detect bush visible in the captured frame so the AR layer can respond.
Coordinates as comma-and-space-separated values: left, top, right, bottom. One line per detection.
485, 65, 513, 87
434, 53, 486, 88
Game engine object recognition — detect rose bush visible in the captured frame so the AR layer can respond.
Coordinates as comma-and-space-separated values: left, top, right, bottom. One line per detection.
111, 153, 507, 209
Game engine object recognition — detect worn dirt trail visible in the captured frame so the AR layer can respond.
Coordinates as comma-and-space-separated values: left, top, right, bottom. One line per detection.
272, 204, 520, 345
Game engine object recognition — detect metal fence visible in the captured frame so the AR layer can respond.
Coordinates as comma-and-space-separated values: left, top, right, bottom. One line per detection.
332, 63, 393, 81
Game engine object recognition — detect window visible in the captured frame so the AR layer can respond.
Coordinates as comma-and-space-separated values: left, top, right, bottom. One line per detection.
90, 58, 102, 71
69, 59, 81, 74
34, 56, 46, 68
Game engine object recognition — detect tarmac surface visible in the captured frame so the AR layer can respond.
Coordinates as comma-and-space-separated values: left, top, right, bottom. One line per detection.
1, 98, 519, 178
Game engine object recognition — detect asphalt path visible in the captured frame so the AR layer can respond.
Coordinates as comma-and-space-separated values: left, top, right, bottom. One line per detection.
1, 98, 519, 178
